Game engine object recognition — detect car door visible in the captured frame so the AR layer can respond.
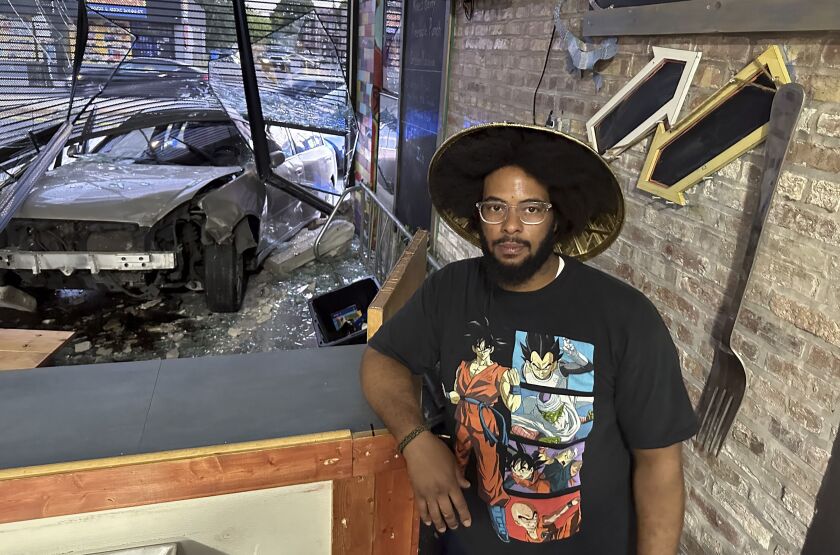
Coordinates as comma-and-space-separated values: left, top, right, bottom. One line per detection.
259, 124, 320, 251
267, 125, 305, 184
288, 128, 338, 194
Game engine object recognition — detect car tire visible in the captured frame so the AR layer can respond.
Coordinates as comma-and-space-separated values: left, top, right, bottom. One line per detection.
204, 242, 246, 313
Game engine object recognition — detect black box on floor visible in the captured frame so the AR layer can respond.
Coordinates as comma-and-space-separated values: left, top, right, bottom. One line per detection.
308, 277, 380, 347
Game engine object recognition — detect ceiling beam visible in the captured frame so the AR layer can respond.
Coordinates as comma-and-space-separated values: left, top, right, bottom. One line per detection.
583, 0, 840, 37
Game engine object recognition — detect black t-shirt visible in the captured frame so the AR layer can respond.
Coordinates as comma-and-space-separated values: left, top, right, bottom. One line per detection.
368, 256, 698, 554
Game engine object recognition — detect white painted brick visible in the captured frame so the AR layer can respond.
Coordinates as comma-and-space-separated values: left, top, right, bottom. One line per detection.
816, 112, 840, 138
807, 179, 840, 212
777, 171, 809, 201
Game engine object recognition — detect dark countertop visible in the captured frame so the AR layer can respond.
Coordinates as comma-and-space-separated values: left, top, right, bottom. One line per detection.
0, 344, 380, 470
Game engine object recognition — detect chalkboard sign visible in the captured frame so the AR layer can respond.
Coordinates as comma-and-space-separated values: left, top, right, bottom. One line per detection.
651, 72, 775, 186
394, 0, 448, 231
636, 45, 791, 205
594, 60, 685, 154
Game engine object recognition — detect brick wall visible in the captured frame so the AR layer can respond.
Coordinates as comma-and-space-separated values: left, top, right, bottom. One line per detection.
435, 1, 840, 552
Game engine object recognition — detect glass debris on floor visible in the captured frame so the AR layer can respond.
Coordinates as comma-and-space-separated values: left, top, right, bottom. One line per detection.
0, 233, 372, 367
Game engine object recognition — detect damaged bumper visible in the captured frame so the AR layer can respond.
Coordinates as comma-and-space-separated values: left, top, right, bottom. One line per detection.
0, 250, 176, 276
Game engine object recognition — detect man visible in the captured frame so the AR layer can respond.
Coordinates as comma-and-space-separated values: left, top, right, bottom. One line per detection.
361, 123, 697, 554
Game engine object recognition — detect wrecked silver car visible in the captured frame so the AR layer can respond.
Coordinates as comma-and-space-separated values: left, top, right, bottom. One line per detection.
0, 109, 337, 312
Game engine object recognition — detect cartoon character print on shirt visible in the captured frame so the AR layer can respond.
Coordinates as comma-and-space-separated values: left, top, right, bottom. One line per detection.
444, 323, 595, 545
503, 440, 586, 495
507, 491, 582, 543
444, 318, 516, 542
504, 332, 595, 445
501, 330, 595, 544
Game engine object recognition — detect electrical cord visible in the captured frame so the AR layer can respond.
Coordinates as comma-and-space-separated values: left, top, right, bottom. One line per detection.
533, 25, 557, 126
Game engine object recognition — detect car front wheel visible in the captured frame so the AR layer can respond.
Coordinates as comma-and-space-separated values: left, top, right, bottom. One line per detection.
204, 242, 245, 313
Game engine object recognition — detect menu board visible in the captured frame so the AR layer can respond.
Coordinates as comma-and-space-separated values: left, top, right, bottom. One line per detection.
394, 0, 448, 231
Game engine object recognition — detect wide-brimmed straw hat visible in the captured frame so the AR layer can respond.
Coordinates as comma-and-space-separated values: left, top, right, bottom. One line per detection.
428, 122, 624, 260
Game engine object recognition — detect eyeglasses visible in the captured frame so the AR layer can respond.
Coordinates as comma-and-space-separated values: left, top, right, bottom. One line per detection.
475, 200, 553, 225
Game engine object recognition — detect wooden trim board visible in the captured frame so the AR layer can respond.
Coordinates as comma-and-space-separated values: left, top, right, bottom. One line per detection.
1, 428, 416, 554
0, 436, 354, 525
0, 329, 74, 371
352, 431, 406, 476
0, 430, 352, 482
373, 468, 417, 555
333, 475, 376, 555
583, 0, 840, 36
367, 230, 429, 340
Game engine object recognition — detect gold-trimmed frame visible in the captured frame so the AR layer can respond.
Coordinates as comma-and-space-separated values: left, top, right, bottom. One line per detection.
636, 45, 792, 205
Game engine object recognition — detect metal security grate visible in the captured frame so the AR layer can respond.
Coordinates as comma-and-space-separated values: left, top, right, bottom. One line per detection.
0, 0, 352, 187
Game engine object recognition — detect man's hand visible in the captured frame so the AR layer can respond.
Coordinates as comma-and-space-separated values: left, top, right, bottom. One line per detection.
448, 390, 461, 404
360, 349, 470, 532
403, 432, 472, 533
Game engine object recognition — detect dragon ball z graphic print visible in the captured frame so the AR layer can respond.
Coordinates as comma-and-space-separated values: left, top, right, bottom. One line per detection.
445, 324, 595, 544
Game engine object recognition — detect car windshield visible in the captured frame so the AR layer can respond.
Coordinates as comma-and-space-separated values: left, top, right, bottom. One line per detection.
96, 121, 248, 167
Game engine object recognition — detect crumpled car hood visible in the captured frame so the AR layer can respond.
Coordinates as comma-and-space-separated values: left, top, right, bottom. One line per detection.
13, 159, 242, 227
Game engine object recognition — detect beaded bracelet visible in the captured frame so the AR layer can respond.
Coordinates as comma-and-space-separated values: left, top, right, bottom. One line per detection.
397, 425, 429, 454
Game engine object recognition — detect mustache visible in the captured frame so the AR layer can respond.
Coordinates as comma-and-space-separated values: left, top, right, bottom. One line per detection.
492, 237, 530, 247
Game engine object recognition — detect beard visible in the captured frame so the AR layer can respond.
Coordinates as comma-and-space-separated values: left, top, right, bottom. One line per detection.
479, 227, 556, 287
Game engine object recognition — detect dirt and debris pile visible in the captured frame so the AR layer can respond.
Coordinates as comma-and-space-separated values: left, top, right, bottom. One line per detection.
0, 228, 371, 366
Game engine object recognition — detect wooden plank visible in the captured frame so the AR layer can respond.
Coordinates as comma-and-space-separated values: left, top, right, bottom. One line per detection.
583, 0, 840, 36
372, 469, 416, 555
410, 500, 421, 555
352, 431, 406, 477
367, 230, 429, 340
332, 475, 376, 555
0, 437, 353, 525
0, 430, 351, 481
0, 352, 48, 372
0, 329, 74, 352
0, 329, 74, 371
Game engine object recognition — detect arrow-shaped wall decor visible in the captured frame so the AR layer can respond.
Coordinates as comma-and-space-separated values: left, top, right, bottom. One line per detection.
587, 46, 701, 157
636, 45, 792, 205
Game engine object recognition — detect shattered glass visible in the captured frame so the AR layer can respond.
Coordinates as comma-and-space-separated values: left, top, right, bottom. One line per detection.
0, 235, 373, 364
0, 0, 82, 184
0, 120, 71, 232
0, 1, 365, 359
1, 1, 353, 184
209, 10, 352, 134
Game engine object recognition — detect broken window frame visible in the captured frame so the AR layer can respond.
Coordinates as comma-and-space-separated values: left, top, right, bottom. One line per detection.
586, 46, 701, 157
636, 45, 792, 205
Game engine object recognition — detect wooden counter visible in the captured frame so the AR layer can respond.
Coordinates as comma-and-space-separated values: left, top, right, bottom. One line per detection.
0, 232, 430, 554
0, 347, 416, 554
